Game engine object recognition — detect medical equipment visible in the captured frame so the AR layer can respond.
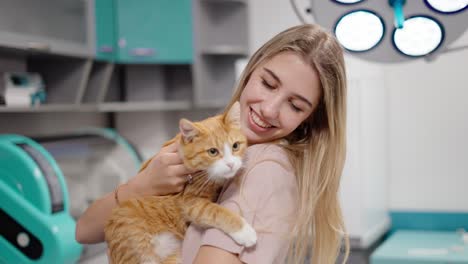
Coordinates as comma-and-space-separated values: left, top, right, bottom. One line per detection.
0, 134, 82, 264
2, 72, 46, 106
291, 0, 468, 62
33, 128, 143, 262
34, 128, 142, 220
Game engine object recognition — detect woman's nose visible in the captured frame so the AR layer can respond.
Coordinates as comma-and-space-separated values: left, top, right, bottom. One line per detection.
260, 97, 281, 121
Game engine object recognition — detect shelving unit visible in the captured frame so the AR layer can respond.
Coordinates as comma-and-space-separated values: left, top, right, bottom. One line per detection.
0, 49, 194, 113
0, 0, 95, 58
82, 62, 114, 105
0, 0, 249, 113
193, 0, 249, 108
0, 4, 249, 263
28, 55, 92, 105
99, 64, 193, 112
0, 51, 94, 113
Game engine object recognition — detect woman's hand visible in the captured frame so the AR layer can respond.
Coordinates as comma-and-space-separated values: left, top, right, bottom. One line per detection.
126, 141, 194, 196
75, 141, 194, 244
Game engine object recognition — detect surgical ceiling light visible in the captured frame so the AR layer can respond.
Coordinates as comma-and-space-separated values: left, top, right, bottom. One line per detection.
393, 16, 444, 57
333, 0, 364, 4
424, 0, 468, 14
335, 10, 385, 52
305, 0, 468, 63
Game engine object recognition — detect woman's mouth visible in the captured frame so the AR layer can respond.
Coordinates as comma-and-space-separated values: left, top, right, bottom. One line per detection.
249, 107, 274, 132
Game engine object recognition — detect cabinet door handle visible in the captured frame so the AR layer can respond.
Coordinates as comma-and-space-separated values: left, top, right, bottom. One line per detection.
98, 45, 114, 53
27, 42, 51, 52
129, 48, 155, 57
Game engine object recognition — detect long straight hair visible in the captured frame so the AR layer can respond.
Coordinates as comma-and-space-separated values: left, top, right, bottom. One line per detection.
224, 24, 350, 263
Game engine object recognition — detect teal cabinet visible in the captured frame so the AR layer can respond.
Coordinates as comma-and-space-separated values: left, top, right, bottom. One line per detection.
94, 0, 193, 63
115, 0, 193, 64
95, 0, 117, 61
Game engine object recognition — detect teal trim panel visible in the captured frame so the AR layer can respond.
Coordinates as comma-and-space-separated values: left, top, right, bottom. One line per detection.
115, 0, 193, 64
371, 230, 468, 264
95, 0, 117, 61
390, 211, 468, 232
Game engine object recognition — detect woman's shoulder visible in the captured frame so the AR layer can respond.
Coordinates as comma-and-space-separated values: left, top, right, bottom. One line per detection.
238, 143, 296, 191
244, 143, 292, 171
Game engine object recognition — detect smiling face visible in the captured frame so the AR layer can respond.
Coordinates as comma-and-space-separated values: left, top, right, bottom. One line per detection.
239, 51, 322, 144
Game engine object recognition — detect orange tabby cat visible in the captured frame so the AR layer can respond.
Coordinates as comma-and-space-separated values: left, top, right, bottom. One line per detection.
104, 102, 256, 264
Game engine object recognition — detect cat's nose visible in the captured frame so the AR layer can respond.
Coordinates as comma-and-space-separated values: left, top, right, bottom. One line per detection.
226, 162, 234, 169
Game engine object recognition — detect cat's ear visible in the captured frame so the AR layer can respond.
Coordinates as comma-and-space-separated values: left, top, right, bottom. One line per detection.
224, 101, 241, 128
179, 119, 199, 143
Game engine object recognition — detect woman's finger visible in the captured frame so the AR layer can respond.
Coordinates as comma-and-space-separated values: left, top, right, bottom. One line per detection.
161, 141, 179, 153
170, 164, 195, 177
159, 152, 184, 166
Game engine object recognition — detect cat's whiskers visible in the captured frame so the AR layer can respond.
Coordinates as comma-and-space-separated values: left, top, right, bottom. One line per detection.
186, 171, 208, 192
192, 171, 207, 186
194, 177, 211, 195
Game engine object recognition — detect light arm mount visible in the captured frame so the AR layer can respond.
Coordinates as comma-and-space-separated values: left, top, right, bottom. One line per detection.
389, 0, 406, 29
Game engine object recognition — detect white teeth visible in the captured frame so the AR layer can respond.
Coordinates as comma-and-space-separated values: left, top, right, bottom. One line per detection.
250, 109, 272, 128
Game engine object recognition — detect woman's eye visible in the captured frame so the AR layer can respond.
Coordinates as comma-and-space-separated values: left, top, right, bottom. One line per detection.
290, 103, 303, 112
232, 142, 240, 151
207, 148, 219, 156
261, 79, 275, 89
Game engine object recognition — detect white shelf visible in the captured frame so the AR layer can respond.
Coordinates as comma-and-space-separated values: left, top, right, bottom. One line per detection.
98, 101, 191, 112
0, 104, 98, 113
0, 102, 194, 113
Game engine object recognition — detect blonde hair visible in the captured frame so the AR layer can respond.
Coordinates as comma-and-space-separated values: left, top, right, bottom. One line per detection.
224, 24, 349, 264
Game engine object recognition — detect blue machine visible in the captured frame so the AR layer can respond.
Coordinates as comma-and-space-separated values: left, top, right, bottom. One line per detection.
0, 135, 82, 264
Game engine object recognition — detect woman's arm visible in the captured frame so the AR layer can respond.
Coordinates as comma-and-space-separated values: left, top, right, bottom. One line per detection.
75, 183, 140, 243
75, 142, 194, 244
193, 246, 243, 264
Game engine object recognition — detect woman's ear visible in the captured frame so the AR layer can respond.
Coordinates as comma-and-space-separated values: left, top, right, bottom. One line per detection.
179, 119, 199, 143
224, 101, 241, 128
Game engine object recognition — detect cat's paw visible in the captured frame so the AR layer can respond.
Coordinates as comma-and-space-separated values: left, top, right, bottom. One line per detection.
229, 218, 257, 247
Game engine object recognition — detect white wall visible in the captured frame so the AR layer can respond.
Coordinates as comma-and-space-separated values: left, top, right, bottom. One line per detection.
247, 0, 312, 53
340, 60, 390, 246
385, 32, 468, 212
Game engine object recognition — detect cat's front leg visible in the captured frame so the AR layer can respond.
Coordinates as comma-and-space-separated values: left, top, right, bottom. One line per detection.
228, 217, 257, 247
182, 198, 257, 247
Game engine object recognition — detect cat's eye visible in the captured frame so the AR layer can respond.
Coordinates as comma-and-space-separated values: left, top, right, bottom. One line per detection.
232, 142, 240, 151
207, 148, 219, 157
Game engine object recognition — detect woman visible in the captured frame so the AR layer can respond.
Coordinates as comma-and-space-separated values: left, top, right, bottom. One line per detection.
76, 24, 349, 264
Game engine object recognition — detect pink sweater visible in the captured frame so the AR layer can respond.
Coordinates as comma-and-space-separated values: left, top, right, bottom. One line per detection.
182, 143, 299, 263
